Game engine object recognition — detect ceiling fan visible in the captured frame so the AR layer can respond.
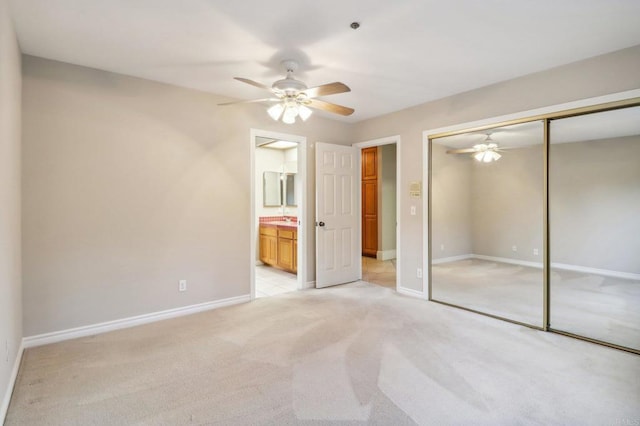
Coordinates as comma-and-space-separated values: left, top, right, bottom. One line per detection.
218, 59, 354, 124
446, 134, 506, 162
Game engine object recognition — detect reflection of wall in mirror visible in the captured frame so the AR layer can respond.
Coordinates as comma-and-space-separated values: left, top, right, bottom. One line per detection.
431, 135, 640, 275
431, 143, 473, 260
470, 144, 543, 263
255, 147, 287, 217
263, 171, 281, 207
255, 147, 298, 215
550, 135, 640, 274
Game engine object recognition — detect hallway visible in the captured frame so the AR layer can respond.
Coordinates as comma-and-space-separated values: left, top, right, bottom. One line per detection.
362, 256, 396, 289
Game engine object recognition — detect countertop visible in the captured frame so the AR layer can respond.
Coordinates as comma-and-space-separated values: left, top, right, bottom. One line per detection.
260, 221, 298, 229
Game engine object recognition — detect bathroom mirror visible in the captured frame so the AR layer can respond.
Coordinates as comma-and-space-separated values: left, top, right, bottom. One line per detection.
263, 171, 281, 207
285, 173, 297, 207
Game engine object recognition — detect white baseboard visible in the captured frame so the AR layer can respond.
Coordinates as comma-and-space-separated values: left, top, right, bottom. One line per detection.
376, 249, 396, 261
397, 286, 426, 299
1, 340, 24, 424
435, 253, 640, 280
550, 262, 640, 281
23, 294, 251, 349
431, 254, 473, 265
302, 280, 316, 289
472, 254, 543, 269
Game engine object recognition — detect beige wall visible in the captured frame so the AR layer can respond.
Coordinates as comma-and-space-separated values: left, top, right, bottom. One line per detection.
353, 45, 640, 291
0, 0, 22, 413
378, 144, 396, 253
22, 56, 352, 336
19, 45, 640, 335
550, 136, 640, 273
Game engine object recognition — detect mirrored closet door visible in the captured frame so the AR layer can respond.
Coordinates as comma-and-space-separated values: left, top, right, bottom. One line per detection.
549, 106, 640, 351
430, 121, 545, 328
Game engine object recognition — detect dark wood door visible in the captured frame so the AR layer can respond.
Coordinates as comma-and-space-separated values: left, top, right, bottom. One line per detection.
362, 147, 378, 257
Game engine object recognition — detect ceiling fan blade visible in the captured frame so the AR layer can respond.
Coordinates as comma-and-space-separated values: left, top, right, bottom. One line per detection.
306, 99, 354, 116
234, 77, 274, 92
301, 82, 351, 98
446, 148, 477, 154
218, 98, 279, 106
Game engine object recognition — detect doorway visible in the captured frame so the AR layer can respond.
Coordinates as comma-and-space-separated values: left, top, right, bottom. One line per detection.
250, 129, 307, 300
355, 137, 401, 291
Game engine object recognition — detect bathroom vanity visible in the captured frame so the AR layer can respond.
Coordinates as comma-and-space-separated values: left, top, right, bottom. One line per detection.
259, 221, 297, 273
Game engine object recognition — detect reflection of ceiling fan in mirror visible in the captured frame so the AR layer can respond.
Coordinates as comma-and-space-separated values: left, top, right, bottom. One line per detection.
218, 59, 354, 124
446, 134, 510, 162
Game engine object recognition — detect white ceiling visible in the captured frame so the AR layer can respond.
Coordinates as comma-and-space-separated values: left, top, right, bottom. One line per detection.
9, 0, 640, 123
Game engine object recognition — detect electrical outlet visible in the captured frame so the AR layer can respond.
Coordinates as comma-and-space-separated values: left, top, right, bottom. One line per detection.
512, 245, 517, 252
179, 280, 187, 292
533, 248, 539, 256
416, 268, 423, 278
440, 244, 445, 251
410, 205, 416, 215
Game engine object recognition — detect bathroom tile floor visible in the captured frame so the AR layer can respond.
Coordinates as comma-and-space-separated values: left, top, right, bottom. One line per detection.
255, 265, 297, 298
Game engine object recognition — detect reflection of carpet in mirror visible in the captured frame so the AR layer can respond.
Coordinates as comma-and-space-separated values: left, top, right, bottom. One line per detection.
362, 256, 396, 289
432, 258, 640, 350
550, 268, 640, 350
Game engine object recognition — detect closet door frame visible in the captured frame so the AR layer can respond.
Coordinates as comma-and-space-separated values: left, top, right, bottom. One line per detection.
425, 94, 640, 355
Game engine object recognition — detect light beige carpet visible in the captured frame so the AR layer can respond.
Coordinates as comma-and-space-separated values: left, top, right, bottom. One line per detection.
6, 282, 640, 425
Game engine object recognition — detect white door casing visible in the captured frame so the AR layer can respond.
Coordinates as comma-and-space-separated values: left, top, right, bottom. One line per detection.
316, 142, 360, 288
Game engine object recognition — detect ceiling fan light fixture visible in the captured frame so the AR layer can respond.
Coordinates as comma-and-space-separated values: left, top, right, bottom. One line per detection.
222, 59, 354, 123
298, 104, 312, 121
282, 105, 298, 124
267, 103, 284, 121
471, 137, 502, 163
476, 150, 500, 163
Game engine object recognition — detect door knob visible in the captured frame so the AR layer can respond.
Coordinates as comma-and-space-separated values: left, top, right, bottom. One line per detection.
318, 221, 325, 227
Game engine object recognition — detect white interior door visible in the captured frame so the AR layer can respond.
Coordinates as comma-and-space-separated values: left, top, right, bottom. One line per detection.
316, 142, 360, 288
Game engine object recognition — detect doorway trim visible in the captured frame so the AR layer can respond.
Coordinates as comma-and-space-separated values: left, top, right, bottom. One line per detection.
353, 135, 401, 291
250, 128, 308, 300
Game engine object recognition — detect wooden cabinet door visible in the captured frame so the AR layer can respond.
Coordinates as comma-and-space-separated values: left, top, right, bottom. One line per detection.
260, 234, 278, 265
362, 147, 378, 257
293, 239, 297, 273
259, 234, 269, 264
267, 235, 278, 265
259, 225, 278, 266
277, 237, 294, 271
